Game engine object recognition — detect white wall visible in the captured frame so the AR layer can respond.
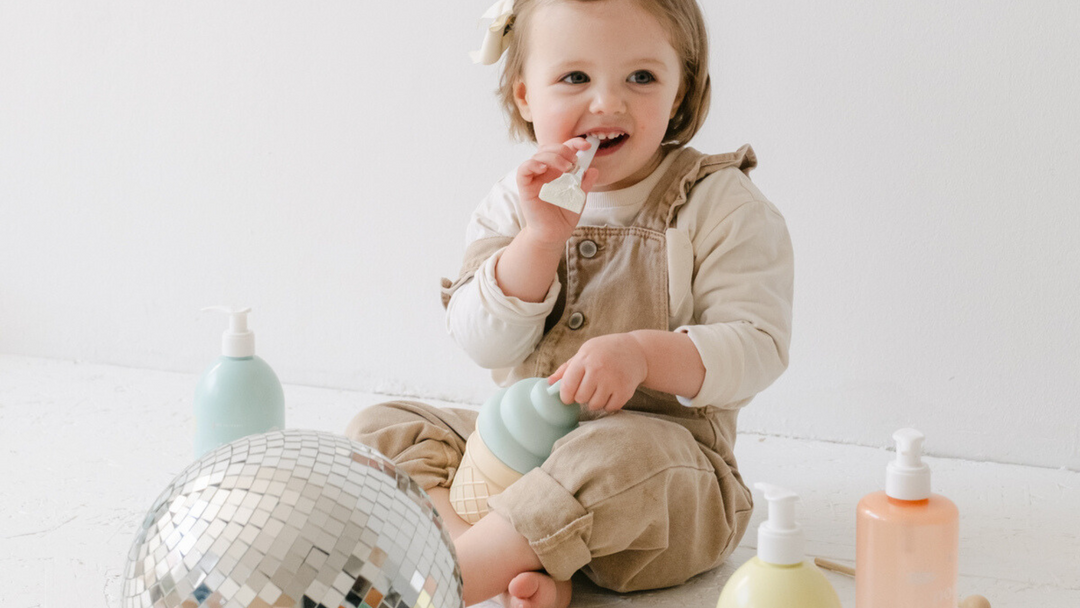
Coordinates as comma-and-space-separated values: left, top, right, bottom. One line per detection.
2, 1, 1077, 470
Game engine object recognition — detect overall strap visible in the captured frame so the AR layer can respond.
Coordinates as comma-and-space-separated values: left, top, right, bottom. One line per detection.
633, 144, 757, 232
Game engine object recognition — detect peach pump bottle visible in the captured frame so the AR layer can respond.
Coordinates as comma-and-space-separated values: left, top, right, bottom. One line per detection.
856, 428, 958, 608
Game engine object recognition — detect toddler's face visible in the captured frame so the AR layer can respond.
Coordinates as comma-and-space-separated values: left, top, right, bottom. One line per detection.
514, 0, 684, 191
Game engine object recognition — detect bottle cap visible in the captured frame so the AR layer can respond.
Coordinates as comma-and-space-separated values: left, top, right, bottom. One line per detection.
886, 428, 932, 500
202, 306, 255, 357
754, 482, 804, 566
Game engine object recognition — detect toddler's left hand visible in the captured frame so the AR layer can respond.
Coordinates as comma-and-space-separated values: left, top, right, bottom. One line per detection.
549, 333, 647, 412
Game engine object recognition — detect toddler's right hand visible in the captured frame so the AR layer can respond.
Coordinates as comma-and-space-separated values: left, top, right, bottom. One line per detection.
516, 138, 600, 247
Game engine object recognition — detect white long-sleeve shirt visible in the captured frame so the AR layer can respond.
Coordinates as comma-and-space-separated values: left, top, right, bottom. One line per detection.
446, 151, 794, 409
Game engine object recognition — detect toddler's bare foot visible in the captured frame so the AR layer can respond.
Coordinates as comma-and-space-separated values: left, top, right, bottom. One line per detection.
502, 571, 571, 608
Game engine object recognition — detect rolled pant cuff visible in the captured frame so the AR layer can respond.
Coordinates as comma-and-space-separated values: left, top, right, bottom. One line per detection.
487, 467, 593, 581
410, 469, 455, 492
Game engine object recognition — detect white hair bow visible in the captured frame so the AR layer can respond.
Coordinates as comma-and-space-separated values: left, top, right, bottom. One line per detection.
469, 0, 515, 65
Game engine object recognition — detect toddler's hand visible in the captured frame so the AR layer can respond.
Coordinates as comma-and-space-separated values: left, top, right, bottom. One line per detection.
516, 138, 600, 247
549, 333, 647, 412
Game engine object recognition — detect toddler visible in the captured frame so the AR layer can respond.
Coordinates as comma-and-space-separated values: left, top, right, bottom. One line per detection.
346, 0, 793, 606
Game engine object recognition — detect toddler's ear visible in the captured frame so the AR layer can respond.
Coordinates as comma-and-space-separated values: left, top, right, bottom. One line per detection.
513, 80, 533, 122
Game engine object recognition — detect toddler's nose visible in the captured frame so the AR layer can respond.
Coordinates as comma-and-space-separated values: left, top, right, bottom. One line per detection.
588, 81, 627, 115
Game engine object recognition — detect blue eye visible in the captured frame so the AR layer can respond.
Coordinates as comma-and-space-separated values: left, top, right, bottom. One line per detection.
628, 71, 656, 84
561, 71, 589, 84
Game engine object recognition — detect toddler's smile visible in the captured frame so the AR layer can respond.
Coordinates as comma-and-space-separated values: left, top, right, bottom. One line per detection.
513, 0, 685, 191
577, 131, 629, 156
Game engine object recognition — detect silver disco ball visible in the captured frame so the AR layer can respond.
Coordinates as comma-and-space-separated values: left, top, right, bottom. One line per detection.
123, 429, 463, 608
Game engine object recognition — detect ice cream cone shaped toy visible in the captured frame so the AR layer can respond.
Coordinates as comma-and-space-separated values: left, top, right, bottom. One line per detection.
449, 378, 580, 524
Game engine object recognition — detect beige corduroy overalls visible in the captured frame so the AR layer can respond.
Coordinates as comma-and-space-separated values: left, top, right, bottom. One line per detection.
346, 145, 758, 593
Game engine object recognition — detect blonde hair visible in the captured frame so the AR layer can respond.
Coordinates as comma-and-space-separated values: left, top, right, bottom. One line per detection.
497, 0, 711, 145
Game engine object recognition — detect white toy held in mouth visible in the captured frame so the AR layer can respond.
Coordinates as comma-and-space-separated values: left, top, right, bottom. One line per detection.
538, 135, 602, 213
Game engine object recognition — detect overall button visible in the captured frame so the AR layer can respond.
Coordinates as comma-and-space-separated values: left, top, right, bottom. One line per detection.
568, 312, 585, 330
578, 239, 598, 258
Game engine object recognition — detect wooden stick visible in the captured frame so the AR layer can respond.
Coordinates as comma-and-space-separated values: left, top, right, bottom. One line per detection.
814, 557, 856, 577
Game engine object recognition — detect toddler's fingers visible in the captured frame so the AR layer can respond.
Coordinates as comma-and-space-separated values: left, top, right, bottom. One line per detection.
532, 150, 575, 173
587, 391, 613, 412
537, 140, 581, 153
558, 364, 585, 405
563, 138, 593, 163
519, 159, 550, 178
574, 373, 599, 409
520, 158, 570, 183
561, 136, 592, 152
542, 137, 590, 165
535, 141, 586, 165
605, 390, 629, 412
549, 362, 569, 383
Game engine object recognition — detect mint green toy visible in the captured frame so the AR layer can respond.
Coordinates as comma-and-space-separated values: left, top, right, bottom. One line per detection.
449, 377, 580, 523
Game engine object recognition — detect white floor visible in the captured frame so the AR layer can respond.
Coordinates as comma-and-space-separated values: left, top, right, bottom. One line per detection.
0, 354, 1076, 608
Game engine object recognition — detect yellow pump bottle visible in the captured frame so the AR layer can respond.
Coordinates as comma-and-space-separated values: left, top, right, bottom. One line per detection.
717, 483, 842, 608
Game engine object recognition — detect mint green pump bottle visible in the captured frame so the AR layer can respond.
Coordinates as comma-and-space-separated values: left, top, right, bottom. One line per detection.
193, 306, 285, 458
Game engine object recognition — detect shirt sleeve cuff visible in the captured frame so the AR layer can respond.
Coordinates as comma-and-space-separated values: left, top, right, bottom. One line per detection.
475, 247, 561, 322
674, 324, 745, 408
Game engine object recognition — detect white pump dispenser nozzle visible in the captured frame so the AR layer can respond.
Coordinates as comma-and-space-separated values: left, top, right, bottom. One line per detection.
886, 428, 932, 500
202, 306, 255, 358
755, 482, 805, 566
